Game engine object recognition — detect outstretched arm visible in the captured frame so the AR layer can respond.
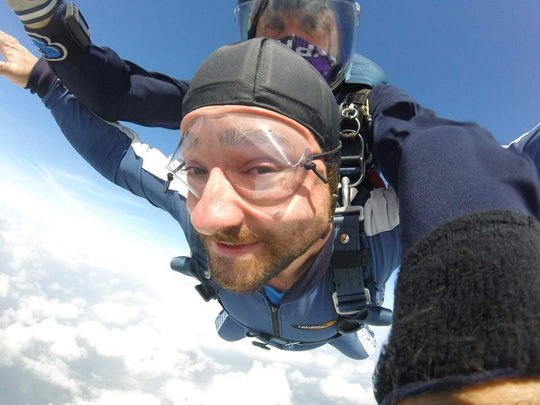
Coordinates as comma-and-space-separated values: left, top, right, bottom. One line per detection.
6, 0, 190, 129
0, 30, 190, 232
50, 44, 190, 129
369, 84, 540, 404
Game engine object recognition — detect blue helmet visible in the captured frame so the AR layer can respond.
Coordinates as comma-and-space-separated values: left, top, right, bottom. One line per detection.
235, 0, 360, 89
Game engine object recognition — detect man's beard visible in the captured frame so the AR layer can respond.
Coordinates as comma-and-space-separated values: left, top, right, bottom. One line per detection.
199, 215, 332, 295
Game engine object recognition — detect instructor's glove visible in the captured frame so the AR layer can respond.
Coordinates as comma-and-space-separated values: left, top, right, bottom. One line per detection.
6, 0, 62, 28
6, 0, 91, 62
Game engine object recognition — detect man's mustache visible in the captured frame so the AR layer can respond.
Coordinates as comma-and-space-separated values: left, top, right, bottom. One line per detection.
200, 226, 262, 245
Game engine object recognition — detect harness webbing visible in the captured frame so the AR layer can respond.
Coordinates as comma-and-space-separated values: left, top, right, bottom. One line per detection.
331, 85, 392, 332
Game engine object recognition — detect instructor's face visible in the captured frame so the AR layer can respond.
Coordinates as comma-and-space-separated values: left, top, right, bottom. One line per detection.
184, 108, 333, 294
255, 8, 340, 56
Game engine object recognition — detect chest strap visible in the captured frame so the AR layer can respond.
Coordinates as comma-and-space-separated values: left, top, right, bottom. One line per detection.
332, 209, 393, 333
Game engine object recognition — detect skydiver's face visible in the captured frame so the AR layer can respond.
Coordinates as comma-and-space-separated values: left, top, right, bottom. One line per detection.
183, 106, 333, 294
255, 8, 340, 56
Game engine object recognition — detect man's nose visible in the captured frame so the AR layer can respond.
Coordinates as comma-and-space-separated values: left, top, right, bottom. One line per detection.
189, 168, 246, 236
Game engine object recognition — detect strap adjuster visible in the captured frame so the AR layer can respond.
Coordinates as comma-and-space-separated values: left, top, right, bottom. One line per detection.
332, 289, 370, 316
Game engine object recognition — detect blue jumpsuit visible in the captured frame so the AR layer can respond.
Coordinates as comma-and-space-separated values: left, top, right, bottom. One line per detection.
31, 68, 401, 360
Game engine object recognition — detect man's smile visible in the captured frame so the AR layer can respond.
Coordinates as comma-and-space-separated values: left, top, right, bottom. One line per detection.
211, 240, 260, 258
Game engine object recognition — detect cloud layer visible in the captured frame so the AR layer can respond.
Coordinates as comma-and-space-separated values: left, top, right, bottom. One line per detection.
0, 156, 383, 404
0, 214, 380, 404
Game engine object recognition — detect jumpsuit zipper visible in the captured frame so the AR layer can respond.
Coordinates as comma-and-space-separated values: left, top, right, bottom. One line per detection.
270, 305, 283, 350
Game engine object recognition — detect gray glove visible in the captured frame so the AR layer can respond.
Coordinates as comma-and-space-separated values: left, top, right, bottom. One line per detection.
6, 0, 61, 27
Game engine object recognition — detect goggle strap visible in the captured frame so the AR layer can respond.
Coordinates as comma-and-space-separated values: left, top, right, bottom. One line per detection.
304, 142, 342, 184
305, 159, 329, 184
163, 162, 186, 193
163, 172, 174, 193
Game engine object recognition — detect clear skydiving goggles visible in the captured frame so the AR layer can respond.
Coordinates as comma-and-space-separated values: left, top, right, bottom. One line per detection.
234, 0, 360, 89
167, 110, 340, 208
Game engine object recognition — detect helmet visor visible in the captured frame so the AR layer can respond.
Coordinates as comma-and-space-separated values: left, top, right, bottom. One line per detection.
168, 113, 317, 207
235, 0, 360, 89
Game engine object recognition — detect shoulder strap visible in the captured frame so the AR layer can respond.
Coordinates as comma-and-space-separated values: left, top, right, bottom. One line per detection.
338, 86, 374, 192
331, 85, 392, 332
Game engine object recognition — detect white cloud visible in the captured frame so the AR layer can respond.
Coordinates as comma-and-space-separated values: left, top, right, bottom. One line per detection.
49, 167, 151, 211
320, 368, 377, 404
203, 362, 293, 405
22, 296, 81, 320
92, 302, 140, 325
21, 355, 82, 394
0, 273, 9, 297
159, 379, 196, 404
71, 390, 162, 405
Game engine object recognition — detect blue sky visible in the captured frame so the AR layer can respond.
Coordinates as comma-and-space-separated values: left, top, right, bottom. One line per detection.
0, 1, 539, 404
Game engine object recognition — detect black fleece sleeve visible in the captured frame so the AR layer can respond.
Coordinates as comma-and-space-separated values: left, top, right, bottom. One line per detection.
368, 84, 540, 404
369, 84, 540, 254
49, 45, 190, 129
25, 58, 57, 98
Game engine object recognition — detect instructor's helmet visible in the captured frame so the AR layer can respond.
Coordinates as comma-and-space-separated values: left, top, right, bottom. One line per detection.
235, 0, 360, 90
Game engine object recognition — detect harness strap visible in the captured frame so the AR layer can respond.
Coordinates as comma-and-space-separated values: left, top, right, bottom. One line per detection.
330, 85, 392, 331
331, 210, 393, 330
332, 213, 369, 317
332, 211, 370, 334
338, 87, 374, 188
247, 330, 342, 350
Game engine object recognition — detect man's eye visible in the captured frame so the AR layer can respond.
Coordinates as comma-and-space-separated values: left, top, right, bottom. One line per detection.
303, 17, 318, 30
302, 15, 330, 32
246, 166, 274, 175
255, 167, 274, 174
264, 18, 285, 31
186, 167, 208, 176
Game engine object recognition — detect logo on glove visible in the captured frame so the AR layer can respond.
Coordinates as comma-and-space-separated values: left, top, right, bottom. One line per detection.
28, 32, 67, 61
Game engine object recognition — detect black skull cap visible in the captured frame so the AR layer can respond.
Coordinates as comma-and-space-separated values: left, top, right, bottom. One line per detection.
182, 38, 340, 151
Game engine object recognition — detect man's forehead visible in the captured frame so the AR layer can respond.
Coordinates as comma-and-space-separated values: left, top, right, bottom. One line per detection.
261, 5, 332, 20
180, 105, 322, 152
181, 124, 298, 151
265, 0, 330, 11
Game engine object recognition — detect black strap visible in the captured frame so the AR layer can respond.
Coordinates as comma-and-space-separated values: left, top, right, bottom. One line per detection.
331, 203, 393, 329
247, 330, 342, 350
339, 86, 374, 188
332, 213, 370, 318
